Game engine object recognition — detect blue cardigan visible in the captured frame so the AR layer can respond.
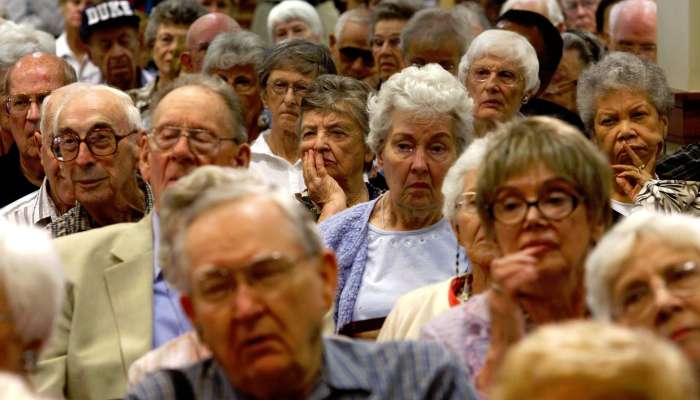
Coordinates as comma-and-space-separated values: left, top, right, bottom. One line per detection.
319, 198, 380, 332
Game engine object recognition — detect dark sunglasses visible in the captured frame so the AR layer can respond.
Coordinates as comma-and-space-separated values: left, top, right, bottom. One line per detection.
339, 46, 374, 67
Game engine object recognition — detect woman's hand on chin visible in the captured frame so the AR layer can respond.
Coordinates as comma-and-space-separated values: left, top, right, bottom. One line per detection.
612, 142, 656, 201
476, 248, 541, 393
303, 150, 347, 215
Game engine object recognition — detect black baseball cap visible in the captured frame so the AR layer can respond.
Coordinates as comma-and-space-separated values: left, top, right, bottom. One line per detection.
80, 1, 141, 43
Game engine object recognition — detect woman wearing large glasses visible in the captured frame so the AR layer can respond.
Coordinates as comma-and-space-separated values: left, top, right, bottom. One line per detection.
421, 116, 612, 396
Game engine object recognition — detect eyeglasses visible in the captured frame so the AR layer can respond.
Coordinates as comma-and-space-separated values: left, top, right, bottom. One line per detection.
5, 91, 51, 116
52, 128, 137, 162
469, 66, 522, 87
193, 252, 316, 304
615, 42, 657, 57
456, 191, 478, 214
614, 261, 700, 322
150, 125, 237, 157
370, 35, 401, 49
267, 79, 309, 97
339, 46, 374, 67
491, 187, 581, 225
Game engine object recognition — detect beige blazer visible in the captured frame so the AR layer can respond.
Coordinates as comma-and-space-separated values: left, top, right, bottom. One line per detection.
33, 215, 154, 400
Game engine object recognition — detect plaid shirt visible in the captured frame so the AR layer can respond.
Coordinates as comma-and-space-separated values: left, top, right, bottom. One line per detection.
657, 143, 700, 182
49, 175, 154, 238
126, 336, 477, 400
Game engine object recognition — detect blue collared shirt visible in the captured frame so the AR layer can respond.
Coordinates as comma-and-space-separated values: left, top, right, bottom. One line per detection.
126, 336, 478, 399
152, 212, 192, 348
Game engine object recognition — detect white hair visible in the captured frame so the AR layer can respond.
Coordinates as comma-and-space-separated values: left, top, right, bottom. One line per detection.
52, 84, 143, 142
0, 222, 64, 345
500, 0, 564, 27
333, 7, 370, 39
159, 166, 324, 293
40, 82, 93, 145
585, 210, 700, 321
457, 29, 540, 95
493, 320, 699, 400
0, 21, 55, 69
267, 0, 324, 43
441, 136, 492, 222
0, 372, 42, 399
367, 63, 474, 155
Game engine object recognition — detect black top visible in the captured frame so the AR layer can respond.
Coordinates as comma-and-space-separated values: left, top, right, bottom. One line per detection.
0, 143, 37, 208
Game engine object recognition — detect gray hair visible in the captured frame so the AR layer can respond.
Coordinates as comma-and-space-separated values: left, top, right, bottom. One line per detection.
150, 74, 246, 143
500, 0, 564, 27
453, 2, 492, 35
257, 39, 336, 88
493, 320, 698, 400
0, 222, 64, 345
458, 29, 540, 95
144, 0, 207, 48
334, 8, 371, 39
158, 166, 324, 293
476, 116, 612, 235
367, 64, 474, 155
203, 30, 267, 74
577, 52, 673, 134
441, 136, 492, 222
39, 82, 92, 146
267, 0, 324, 43
562, 31, 594, 66
586, 210, 700, 321
299, 74, 373, 141
53, 84, 143, 144
0, 21, 55, 69
400, 8, 472, 61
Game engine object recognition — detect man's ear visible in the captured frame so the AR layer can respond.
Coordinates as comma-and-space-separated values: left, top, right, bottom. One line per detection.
34, 131, 45, 168
180, 52, 193, 74
138, 131, 151, 182
180, 294, 195, 323
234, 143, 251, 168
318, 249, 338, 311
329, 33, 337, 50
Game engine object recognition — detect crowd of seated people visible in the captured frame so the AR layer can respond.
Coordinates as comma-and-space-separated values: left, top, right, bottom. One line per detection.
2, 0, 700, 399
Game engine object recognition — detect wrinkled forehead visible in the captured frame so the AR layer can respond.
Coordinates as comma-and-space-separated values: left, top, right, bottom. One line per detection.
56, 90, 128, 131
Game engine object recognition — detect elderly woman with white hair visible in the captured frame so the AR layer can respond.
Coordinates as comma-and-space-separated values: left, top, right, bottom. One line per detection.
586, 210, 700, 385
377, 137, 499, 341
267, 0, 324, 44
204, 30, 267, 143
0, 222, 63, 382
492, 320, 699, 400
320, 64, 473, 338
458, 29, 540, 137
422, 116, 612, 396
578, 52, 700, 217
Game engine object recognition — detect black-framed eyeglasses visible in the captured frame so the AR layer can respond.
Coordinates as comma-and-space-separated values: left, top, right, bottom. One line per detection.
52, 128, 137, 162
192, 252, 317, 304
490, 188, 581, 225
339, 46, 374, 67
5, 91, 52, 115
150, 125, 238, 157
267, 79, 309, 97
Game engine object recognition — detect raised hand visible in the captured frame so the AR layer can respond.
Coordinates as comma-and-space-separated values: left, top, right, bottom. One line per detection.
611, 142, 655, 201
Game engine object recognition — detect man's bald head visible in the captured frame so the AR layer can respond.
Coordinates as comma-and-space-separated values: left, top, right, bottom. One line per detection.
182, 13, 240, 73
609, 0, 656, 62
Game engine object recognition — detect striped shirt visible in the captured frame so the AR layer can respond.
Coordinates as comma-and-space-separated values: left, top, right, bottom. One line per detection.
0, 178, 60, 228
126, 336, 477, 400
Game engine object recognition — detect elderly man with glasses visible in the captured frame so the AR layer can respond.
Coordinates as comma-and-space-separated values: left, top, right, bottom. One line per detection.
33, 74, 250, 399
45, 84, 152, 237
126, 166, 476, 400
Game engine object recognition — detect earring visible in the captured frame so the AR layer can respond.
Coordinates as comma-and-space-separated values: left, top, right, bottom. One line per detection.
22, 350, 36, 372
522, 96, 530, 104
454, 243, 461, 276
